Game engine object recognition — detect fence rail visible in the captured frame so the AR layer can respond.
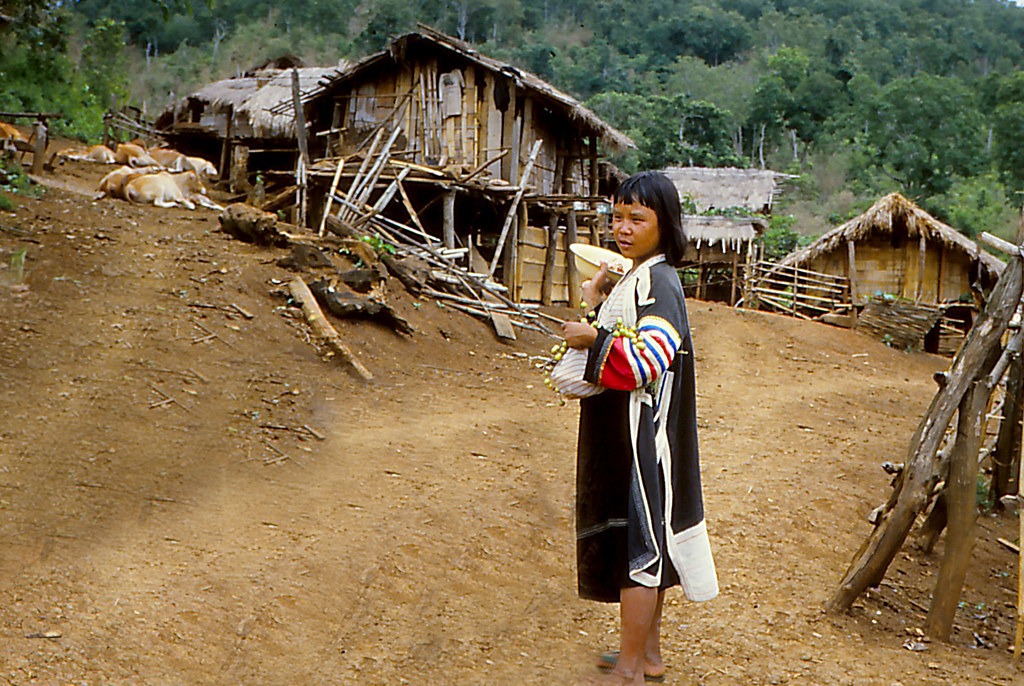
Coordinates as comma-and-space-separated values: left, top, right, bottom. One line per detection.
745, 261, 851, 319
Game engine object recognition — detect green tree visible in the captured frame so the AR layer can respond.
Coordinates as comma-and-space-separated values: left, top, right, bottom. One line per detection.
588, 92, 744, 171
80, 19, 130, 110
989, 71, 1024, 195
859, 74, 985, 198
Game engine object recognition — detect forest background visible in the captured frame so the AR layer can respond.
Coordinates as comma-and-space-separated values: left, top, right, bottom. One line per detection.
6, 0, 1024, 247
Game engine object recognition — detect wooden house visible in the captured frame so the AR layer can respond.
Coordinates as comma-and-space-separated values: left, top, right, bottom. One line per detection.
296, 25, 634, 304
661, 166, 791, 304
765, 192, 1004, 353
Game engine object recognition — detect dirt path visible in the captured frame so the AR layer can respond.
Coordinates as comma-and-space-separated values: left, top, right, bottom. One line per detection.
0, 163, 1021, 684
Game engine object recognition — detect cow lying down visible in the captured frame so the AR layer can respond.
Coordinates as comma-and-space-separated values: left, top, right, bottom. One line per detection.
124, 171, 223, 211
58, 144, 117, 164
96, 165, 158, 200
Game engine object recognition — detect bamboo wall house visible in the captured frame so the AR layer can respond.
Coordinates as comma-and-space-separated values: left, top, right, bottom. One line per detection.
764, 193, 1004, 353
291, 25, 634, 304
661, 166, 790, 304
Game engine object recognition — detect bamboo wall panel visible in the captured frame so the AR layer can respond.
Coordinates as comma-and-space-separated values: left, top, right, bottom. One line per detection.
808, 239, 977, 305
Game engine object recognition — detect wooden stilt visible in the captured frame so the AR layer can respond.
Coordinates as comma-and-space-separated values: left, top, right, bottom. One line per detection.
541, 211, 559, 306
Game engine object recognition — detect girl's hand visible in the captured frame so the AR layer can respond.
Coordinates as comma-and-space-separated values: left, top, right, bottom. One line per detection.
562, 320, 598, 349
581, 262, 612, 308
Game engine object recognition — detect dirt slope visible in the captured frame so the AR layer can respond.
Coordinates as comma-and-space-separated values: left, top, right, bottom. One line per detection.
0, 161, 1020, 685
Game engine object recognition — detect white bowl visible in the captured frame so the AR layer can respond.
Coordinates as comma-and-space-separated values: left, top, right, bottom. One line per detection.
569, 243, 632, 282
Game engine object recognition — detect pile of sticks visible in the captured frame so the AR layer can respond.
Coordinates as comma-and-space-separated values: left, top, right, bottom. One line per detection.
317, 124, 557, 341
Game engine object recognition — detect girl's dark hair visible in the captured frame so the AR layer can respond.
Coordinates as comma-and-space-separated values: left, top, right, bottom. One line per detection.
613, 171, 687, 267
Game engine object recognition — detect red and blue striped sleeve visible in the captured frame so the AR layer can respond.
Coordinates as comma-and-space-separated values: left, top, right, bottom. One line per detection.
588, 315, 682, 391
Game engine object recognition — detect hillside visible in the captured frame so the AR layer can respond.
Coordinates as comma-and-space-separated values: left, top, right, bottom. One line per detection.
0, 161, 1020, 684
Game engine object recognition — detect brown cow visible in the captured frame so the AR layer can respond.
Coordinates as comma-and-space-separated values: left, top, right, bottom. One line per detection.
147, 147, 185, 168
0, 122, 27, 143
57, 144, 117, 164
114, 142, 158, 168
96, 165, 156, 200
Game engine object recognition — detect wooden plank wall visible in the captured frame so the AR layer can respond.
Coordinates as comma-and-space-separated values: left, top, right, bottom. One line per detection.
518, 223, 593, 303
328, 59, 597, 197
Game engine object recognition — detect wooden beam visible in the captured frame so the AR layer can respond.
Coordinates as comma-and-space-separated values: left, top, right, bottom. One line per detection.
916, 234, 927, 303
847, 240, 859, 303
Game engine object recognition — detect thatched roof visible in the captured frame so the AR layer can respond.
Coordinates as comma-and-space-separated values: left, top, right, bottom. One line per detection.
662, 166, 793, 214
778, 192, 1004, 279
296, 25, 634, 152
685, 215, 766, 252
156, 65, 343, 139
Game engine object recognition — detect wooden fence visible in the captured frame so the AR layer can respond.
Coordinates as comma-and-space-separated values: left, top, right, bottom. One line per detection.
745, 261, 851, 319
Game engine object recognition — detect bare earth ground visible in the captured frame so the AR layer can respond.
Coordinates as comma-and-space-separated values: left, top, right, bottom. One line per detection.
0, 157, 1021, 685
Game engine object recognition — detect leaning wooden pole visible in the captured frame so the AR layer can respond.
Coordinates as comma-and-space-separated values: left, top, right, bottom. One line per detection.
827, 250, 1023, 613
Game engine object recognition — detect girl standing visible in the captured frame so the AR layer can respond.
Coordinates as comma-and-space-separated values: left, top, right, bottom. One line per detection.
561, 171, 718, 685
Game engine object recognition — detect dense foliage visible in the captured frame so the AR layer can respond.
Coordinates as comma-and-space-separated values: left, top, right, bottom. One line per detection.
5, 0, 1024, 236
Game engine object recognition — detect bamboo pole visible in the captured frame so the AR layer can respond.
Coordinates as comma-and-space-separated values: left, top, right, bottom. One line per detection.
488, 139, 543, 277
318, 159, 345, 237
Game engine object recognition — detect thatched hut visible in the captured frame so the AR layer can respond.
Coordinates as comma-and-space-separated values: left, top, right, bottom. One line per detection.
765, 192, 1004, 353
292, 25, 634, 304
660, 166, 791, 304
155, 64, 342, 180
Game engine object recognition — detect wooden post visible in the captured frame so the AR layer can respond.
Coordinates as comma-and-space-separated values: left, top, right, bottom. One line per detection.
992, 354, 1023, 503
566, 208, 580, 307
318, 158, 346, 237
230, 145, 249, 194
588, 136, 599, 197
730, 251, 740, 305
442, 187, 456, 250
1015, 402, 1024, 657
916, 234, 927, 303
925, 380, 986, 640
220, 106, 234, 182
541, 211, 559, 306
291, 69, 310, 167
31, 118, 46, 176
515, 201, 528, 301
847, 240, 859, 304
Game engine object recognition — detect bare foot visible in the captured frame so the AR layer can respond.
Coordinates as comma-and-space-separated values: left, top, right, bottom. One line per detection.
596, 651, 666, 680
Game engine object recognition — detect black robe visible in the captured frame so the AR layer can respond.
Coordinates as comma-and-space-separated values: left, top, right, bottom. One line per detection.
576, 256, 718, 603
